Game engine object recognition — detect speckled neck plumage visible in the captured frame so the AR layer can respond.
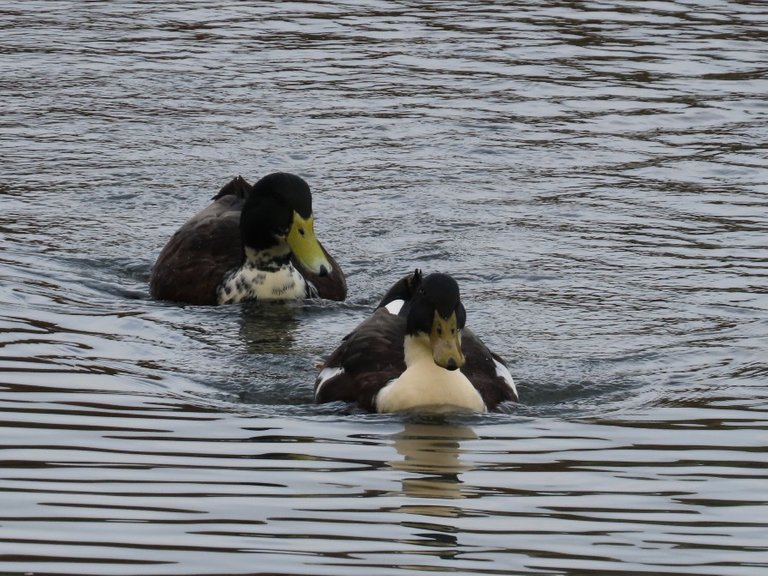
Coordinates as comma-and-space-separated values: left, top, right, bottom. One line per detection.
216, 246, 309, 304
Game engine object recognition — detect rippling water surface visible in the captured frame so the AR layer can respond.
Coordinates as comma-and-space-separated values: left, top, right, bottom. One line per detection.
1, 1, 767, 574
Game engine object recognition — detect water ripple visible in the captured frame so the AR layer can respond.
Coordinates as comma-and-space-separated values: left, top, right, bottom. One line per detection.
1, 1, 767, 574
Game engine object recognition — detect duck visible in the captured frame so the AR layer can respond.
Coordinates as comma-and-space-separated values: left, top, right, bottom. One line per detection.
149, 172, 347, 305
314, 270, 518, 413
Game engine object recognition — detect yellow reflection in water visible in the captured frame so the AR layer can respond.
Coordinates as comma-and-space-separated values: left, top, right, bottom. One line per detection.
389, 423, 477, 514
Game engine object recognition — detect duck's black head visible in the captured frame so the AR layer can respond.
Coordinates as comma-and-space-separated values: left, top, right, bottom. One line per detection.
406, 272, 467, 371
242, 172, 331, 275
252, 172, 312, 218
240, 188, 294, 254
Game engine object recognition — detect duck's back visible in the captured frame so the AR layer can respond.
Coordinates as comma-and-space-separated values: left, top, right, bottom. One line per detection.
149, 194, 244, 305
314, 309, 407, 411
459, 328, 518, 410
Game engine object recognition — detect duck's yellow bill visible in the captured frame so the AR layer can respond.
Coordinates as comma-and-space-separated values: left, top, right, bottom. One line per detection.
430, 311, 465, 370
287, 213, 332, 275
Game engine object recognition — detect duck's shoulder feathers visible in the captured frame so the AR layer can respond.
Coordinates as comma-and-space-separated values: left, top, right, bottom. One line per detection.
149, 194, 244, 305
314, 308, 406, 411
460, 328, 518, 409
212, 175, 251, 201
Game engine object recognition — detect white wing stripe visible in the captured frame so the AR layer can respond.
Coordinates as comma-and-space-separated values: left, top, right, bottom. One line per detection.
384, 299, 404, 315
315, 366, 344, 396
493, 359, 518, 397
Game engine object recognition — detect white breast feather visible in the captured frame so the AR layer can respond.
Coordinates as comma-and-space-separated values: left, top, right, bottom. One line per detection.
375, 334, 486, 413
218, 263, 306, 304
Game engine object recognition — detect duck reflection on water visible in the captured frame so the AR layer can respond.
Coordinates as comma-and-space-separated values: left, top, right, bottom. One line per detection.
389, 422, 478, 511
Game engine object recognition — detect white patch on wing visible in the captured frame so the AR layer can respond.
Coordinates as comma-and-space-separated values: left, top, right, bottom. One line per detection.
494, 358, 518, 398
315, 366, 345, 397
384, 298, 404, 315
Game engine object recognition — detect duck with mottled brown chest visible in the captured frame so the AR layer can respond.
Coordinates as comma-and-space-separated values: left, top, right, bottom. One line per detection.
150, 172, 346, 305
314, 270, 518, 413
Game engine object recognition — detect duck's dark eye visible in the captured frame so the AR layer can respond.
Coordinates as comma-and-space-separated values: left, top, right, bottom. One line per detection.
299, 228, 306, 237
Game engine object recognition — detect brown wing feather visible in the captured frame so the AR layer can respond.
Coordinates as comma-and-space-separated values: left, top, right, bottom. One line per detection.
149, 194, 244, 305
460, 328, 518, 409
315, 309, 406, 411
212, 175, 251, 200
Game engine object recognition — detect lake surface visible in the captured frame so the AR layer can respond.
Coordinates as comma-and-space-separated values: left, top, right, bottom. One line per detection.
1, 1, 767, 574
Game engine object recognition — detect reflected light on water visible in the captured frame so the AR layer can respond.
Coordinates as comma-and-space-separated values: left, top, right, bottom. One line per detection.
1, 0, 767, 574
